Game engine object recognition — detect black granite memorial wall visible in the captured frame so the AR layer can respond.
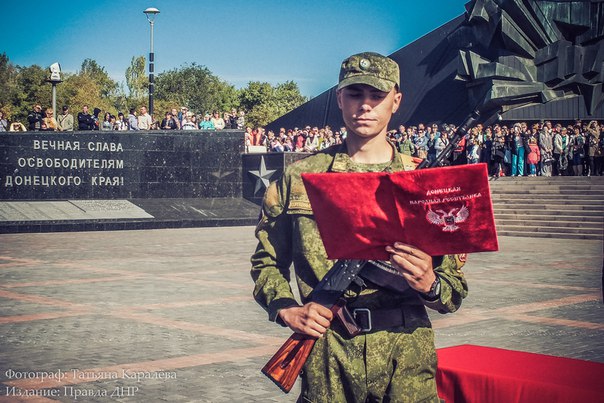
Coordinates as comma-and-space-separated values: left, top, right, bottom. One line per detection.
0, 130, 245, 201
242, 152, 309, 205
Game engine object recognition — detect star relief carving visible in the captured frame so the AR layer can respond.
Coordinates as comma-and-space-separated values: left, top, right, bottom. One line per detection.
248, 156, 277, 195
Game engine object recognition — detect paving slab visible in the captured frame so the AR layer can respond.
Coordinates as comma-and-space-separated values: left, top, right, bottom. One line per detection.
0, 228, 602, 402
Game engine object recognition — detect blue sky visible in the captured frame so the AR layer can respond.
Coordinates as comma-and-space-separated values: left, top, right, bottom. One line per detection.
1, 0, 466, 98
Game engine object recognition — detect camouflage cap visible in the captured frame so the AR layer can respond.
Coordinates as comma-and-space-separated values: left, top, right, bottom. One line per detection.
338, 52, 400, 92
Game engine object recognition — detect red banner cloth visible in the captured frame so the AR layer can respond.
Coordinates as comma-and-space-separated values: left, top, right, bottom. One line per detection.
301, 163, 498, 260
436, 344, 604, 403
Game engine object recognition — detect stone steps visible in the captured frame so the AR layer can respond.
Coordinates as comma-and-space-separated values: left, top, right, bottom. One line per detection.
495, 219, 603, 229
492, 194, 604, 201
493, 203, 604, 210
490, 176, 604, 241
495, 213, 603, 223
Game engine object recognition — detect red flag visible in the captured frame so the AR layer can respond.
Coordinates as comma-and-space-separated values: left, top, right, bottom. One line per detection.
302, 163, 498, 260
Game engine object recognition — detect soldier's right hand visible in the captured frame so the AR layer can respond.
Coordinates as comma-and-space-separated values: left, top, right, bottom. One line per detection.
278, 303, 333, 338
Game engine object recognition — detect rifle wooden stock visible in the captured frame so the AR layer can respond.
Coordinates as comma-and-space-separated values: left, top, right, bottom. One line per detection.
262, 299, 346, 393
262, 332, 316, 393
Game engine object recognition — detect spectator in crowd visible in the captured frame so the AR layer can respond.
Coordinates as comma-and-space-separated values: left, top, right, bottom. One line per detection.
414, 128, 428, 159
138, 106, 153, 130
283, 136, 294, 151
431, 123, 441, 139
294, 129, 305, 151
27, 104, 44, 131
9, 121, 27, 131
128, 108, 139, 130
526, 136, 540, 176
554, 127, 570, 175
427, 130, 437, 164
199, 114, 215, 130
586, 121, 600, 176
244, 127, 252, 151
595, 127, 604, 175
304, 127, 320, 152
467, 139, 480, 164
539, 121, 554, 176
237, 110, 246, 129
42, 107, 58, 131
226, 108, 237, 129
115, 112, 128, 130
435, 130, 451, 166
211, 111, 225, 130
0, 111, 8, 132
451, 127, 466, 165
398, 131, 414, 156
510, 123, 525, 176
181, 113, 197, 130
57, 106, 74, 131
161, 111, 178, 130
257, 127, 267, 146
491, 133, 507, 177
101, 112, 113, 130
92, 108, 101, 130
77, 105, 94, 130
480, 131, 492, 170
170, 108, 181, 129
570, 125, 585, 176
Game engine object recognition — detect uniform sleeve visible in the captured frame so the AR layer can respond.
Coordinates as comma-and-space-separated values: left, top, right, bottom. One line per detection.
250, 175, 300, 323
421, 254, 468, 314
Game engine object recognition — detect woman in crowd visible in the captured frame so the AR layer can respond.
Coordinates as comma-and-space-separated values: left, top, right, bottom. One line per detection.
467, 139, 480, 164
0, 111, 8, 132
115, 112, 128, 130
101, 112, 112, 130
570, 126, 585, 176
210, 111, 225, 130
199, 114, 215, 130
526, 136, 540, 176
539, 122, 554, 176
181, 113, 197, 130
586, 121, 600, 176
510, 123, 526, 176
491, 134, 507, 177
435, 130, 450, 166
43, 107, 58, 131
554, 127, 570, 175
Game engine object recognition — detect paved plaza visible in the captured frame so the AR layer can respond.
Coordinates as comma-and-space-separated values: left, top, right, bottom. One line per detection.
0, 227, 602, 402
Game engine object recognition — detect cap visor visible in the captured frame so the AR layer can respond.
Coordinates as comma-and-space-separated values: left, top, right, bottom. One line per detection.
337, 75, 395, 92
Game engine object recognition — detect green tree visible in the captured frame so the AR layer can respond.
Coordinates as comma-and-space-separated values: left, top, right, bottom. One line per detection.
80, 58, 118, 99
274, 81, 307, 117
58, 73, 113, 116
9, 64, 51, 123
125, 55, 148, 101
155, 63, 238, 114
238, 80, 307, 128
0, 53, 19, 118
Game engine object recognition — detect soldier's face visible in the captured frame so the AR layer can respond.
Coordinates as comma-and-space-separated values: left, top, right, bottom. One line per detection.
336, 84, 401, 139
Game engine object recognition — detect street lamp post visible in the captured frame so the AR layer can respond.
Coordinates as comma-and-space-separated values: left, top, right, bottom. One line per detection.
46, 62, 62, 119
144, 7, 160, 118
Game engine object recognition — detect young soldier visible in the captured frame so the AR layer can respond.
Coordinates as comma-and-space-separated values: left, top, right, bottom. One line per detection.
251, 52, 468, 402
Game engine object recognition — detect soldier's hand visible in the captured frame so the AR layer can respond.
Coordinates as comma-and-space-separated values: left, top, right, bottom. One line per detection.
278, 302, 333, 338
386, 242, 436, 293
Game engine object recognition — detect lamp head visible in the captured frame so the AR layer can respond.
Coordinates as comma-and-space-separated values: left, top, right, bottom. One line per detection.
144, 7, 160, 22
48, 62, 62, 82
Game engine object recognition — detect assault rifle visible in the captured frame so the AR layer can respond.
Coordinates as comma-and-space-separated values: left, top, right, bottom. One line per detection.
262, 110, 490, 393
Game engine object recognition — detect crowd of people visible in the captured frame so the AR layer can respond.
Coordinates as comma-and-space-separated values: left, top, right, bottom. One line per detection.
252, 120, 604, 177
3, 104, 604, 177
0, 104, 246, 132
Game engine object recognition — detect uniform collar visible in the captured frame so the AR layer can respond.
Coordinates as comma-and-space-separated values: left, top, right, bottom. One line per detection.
330, 140, 406, 173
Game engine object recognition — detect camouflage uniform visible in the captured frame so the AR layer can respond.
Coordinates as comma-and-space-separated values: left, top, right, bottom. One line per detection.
251, 142, 468, 403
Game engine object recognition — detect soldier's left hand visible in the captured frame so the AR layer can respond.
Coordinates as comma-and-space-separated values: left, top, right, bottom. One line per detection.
386, 242, 436, 293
